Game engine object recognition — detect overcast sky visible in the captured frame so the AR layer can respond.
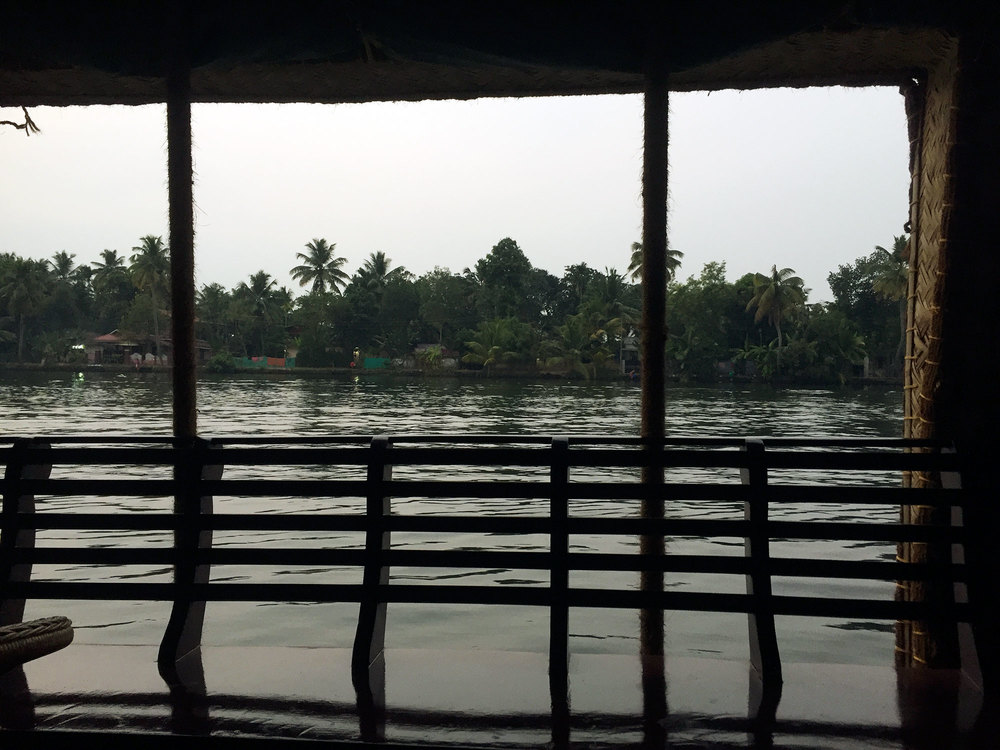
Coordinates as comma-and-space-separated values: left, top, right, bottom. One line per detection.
1, 86, 908, 303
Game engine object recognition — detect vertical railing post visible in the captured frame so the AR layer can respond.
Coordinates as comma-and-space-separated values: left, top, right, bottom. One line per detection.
942, 446, 982, 698
353, 435, 391, 742
742, 438, 782, 722
158, 438, 221, 676
549, 436, 570, 747
1, 439, 51, 628
158, 437, 220, 735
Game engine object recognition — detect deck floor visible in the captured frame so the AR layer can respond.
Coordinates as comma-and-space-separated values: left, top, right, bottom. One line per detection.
1, 644, 993, 748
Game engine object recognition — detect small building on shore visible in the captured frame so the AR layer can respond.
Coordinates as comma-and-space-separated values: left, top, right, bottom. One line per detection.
87, 330, 212, 366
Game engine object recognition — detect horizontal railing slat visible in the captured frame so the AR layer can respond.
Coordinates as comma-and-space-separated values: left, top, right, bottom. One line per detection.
3, 580, 973, 621
6, 547, 966, 584
10, 513, 964, 544
1, 435, 967, 646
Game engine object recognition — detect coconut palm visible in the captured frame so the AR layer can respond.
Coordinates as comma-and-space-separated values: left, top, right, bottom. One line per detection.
627, 241, 684, 283
130, 235, 170, 356
196, 282, 233, 349
461, 317, 532, 374
0, 257, 50, 361
745, 265, 805, 372
50, 251, 76, 282
290, 238, 349, 295
873, 235, 909, 367
92, 249, 130, 293
91, 249, 134, 331
47, 250, 86, 330
236, 270, 281, 356
356, 251, 410, 313
541, 313, 612, 380
872, 235, 909, 300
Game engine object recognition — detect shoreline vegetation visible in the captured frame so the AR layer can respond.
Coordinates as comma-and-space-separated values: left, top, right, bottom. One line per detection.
2, 235, 910, 386
0, 360, 902, 388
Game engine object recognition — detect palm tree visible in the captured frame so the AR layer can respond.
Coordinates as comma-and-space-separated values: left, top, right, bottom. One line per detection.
92, 249, 130, 293
873, 234, 909, 368
461, 317, 531, 374
745, 265, 805, 372
290, 238, 349, 295
541, 313, 612, 380
356, 251, 410, 313
627, 241, 684, 283
196, 282, 233, 349
91, 249, 134, 331
0, 257, 50, 361
50, 251, 76, 282
48, 250, 83, 330
130, 235, 169, 356
236, 270, 280, 356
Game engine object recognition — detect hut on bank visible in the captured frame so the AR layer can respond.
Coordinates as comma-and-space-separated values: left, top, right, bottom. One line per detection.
2, 0, 999, 734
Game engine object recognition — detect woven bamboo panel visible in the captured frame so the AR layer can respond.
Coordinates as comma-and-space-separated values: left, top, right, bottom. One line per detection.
896, 43, 960, 669
672, 28, 954, 92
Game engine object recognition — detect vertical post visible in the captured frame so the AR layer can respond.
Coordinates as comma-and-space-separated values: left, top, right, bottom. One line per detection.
353, 435, 391, 742
159, 438, 221, 671
943, 447, 983, 729
158, 438, 220, 735
639, 41, 669, 746
1, 439, 51, 627
549, 437, 570, 747
162, 8, 204, 723
741, 439, 782, 722
167, 1, 197, 441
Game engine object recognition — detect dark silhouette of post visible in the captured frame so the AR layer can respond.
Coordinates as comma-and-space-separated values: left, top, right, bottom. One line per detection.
0, 439, 50, 627
639, 61, 669, 744
741, 438, 782, 727
353, 435, 391, 741
159, 439, 221, 672
160, 7, 209, 733
549, 436, 571, 746
158, 438, 221, 735
167, 0, 197, 442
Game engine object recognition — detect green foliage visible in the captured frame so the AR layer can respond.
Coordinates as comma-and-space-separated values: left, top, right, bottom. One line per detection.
417, 344, 444, 370
474, 238, 534, 320
204, 351, 237, 373
667, 262, 738, 380
416, 267, 476, 346
0, 255, 52, 361
539, 313, 613, 380
827, 240, 905, 374
745, 265, 806, 373
0, 230, 906, 384
129, 235, 169, 355
462, 317, 534, 373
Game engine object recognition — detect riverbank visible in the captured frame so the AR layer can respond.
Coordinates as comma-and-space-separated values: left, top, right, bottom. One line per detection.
0, 361, 902, 387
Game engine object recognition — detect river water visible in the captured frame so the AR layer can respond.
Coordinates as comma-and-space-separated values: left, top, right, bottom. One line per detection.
1, 371, 904, 665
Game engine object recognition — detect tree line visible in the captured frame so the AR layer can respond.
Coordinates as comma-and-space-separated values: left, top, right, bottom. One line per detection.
0, 234, 908, 382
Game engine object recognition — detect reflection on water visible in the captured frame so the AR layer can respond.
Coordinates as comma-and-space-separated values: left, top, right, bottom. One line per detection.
2, 371, 904, 664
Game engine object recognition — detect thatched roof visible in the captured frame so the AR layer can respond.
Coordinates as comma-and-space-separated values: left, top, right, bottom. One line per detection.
0, 1, 964, 106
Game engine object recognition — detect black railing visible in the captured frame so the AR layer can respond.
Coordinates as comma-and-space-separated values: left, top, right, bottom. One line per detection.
0, 435, 974, 741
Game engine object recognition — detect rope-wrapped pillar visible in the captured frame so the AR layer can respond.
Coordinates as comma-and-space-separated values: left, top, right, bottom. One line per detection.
167, 9, 197, 440
936, 23, 1000, 695
639, 66, 669, 742
896, 43, 960, 671
160, 6, 207, 727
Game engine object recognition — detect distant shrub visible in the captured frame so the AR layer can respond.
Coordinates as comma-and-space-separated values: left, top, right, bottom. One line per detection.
204, 352, 236, 373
